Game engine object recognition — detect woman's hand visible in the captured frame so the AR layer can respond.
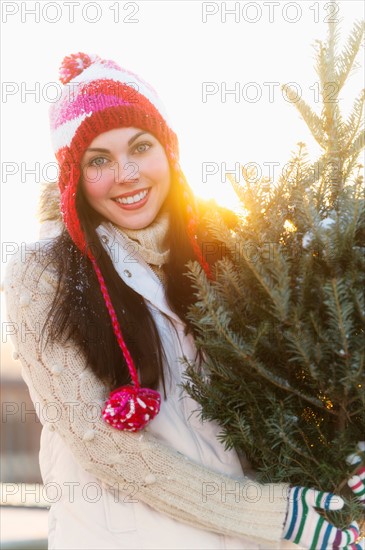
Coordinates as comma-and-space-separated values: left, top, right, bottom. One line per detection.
347, 442, 365, 507
282, 486, 361, 549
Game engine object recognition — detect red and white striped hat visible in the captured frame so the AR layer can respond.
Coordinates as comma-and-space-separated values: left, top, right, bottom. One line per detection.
48, 52, 211, 433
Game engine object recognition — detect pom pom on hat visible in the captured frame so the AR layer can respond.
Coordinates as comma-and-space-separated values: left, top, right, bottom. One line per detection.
59, 51, 121, 84
59, 52, 95, 84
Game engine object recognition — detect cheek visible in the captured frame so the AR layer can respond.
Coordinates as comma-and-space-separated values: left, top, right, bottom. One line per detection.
81, 171, 112, 202
142, 153, 170, 184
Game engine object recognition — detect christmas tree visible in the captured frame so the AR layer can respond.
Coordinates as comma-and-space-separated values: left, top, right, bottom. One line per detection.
183, 13, 364, 508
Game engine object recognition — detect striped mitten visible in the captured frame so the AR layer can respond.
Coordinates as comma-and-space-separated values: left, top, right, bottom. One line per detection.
282, 486, 361, 549
347, 442, 365, 507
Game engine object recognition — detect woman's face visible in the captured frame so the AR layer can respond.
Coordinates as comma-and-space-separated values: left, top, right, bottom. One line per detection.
80, 127, 171, 230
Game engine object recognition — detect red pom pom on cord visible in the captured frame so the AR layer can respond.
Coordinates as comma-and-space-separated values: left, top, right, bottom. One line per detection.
88, 258, 160, 432
102, 385, 161, 432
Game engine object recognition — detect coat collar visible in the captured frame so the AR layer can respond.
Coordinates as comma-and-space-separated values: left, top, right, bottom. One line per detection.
96, 222, 184, 327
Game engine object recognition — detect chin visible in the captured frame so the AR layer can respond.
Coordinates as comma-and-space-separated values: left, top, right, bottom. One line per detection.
115, 214, 157, 231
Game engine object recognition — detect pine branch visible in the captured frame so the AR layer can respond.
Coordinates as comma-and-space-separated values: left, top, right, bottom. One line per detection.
303, 157, 323, 187
343, 155, 363, 184
205, 306, 331, 411
328, 10, 341, 73
323, 279, 354, 358
281, 85, 326, 148
271, 416, 321, 468
347, 130, 365, 158
216, 257, 241, 296
314, 40, 330, 97
200, 216, 291, 323
187, 261, 334, 411
336, 20, 365, 91
343, 89, 365, 150
284, 326, 321, 382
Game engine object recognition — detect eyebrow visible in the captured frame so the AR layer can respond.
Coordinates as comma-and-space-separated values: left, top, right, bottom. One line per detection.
85, 131, 149, 154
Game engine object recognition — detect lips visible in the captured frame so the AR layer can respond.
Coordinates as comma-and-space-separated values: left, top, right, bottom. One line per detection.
112, 187, 151, 209
113, 187, 150, 200
112, 188, 150, 205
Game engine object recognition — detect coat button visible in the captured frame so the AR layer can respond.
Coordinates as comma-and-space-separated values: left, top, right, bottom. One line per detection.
19, 291, 31, 307
51, 363, 63, 375
144, 474, 156, 484
123, 269, 132, 278
101, 235, 109, 244
83, 429, 95, 441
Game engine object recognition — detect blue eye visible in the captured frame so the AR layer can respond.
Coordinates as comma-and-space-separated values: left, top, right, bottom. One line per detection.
133, 142, 151, 154
90, 157, 108, 167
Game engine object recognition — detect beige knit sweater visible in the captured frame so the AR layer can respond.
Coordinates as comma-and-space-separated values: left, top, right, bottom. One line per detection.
113, 209, 170, 286
4, 240, 289, 548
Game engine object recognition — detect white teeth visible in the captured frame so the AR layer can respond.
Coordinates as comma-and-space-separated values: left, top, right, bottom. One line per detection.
115, 189, 148, 205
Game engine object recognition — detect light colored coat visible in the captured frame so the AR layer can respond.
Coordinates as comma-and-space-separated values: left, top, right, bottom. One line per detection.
4, 221, 295, 550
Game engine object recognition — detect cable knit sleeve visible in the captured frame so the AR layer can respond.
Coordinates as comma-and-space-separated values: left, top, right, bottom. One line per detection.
3, 245, 289, 547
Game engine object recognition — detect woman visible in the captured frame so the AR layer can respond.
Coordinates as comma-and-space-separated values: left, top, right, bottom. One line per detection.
4, 52, 362, 550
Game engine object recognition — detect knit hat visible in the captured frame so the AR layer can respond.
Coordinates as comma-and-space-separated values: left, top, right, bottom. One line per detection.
49, 52, 212, 432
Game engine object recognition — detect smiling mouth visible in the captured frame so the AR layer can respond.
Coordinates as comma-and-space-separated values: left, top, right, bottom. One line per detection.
113, 188, 150, 205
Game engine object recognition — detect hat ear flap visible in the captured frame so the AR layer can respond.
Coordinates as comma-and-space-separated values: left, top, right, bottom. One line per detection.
60, 164, 89, 255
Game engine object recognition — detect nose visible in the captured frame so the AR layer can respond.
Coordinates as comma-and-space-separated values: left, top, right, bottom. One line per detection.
112, 158, 140, 185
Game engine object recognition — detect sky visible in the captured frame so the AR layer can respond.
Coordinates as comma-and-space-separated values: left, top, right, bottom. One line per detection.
1, 0, 364, 371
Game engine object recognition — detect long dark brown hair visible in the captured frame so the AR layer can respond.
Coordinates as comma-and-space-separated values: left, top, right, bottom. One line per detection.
43, 168, 229, 397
